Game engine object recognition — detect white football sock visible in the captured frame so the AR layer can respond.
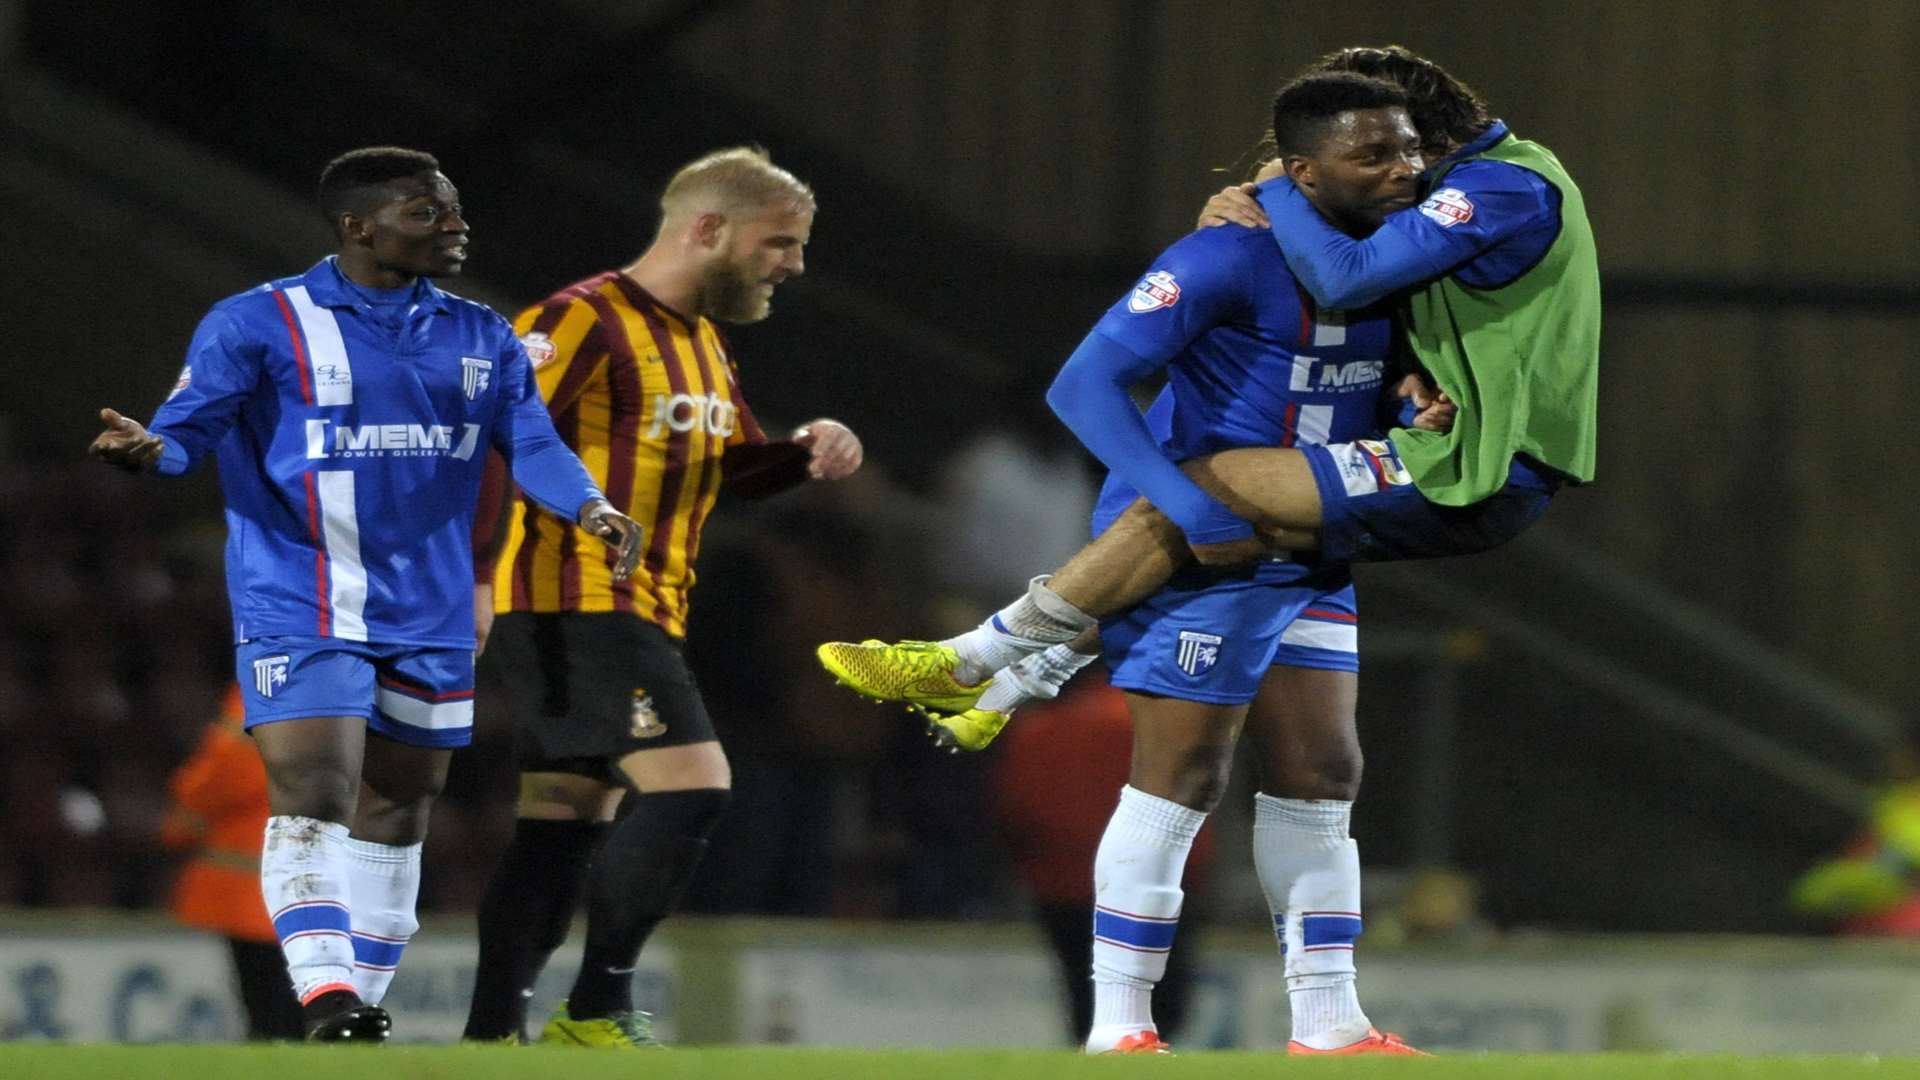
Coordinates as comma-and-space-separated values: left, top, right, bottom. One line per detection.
1086, 786, 1206, 1052
1252, 794, 1371, 1049
261, 815, 357, 1004
944, 576, 1096, 684
343, 836, 422, 1005
974, 643, 1098, 714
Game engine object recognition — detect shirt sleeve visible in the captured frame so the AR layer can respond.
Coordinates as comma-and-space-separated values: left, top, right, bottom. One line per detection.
148, 308, 263, 476
512, 297, 609, 418
1046, 233, 1256, 545
488, 322, 605, 520
1256, 161, 1553, 310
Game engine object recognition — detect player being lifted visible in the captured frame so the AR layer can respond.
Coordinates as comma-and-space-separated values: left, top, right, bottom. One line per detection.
822, 44, 1596, 750
821, 45, 1600, 1054
90, 147, 640, 1042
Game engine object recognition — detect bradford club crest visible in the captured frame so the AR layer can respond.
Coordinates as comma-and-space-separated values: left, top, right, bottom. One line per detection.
630, 690, 668, 739
252, 655, 290, 698
460, 356, 493, 399
1175, 630, 1222, 677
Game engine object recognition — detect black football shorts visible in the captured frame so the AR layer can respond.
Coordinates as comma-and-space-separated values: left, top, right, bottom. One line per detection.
484, 611, 715, 780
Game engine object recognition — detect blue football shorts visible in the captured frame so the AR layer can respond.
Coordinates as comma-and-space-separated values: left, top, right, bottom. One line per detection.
235, 636, 475, 749
1301, 439, 1561, 564
1101, 566, 1360, 706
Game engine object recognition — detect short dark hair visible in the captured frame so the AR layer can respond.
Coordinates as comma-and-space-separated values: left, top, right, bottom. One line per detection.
1271, 72, 1409, 158
1309, 46, 1491, 150
317, 146, 441, 233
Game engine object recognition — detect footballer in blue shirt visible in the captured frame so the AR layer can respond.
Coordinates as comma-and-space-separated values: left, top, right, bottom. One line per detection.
819, 74, 1442, 1055
89, 147, 641, 1042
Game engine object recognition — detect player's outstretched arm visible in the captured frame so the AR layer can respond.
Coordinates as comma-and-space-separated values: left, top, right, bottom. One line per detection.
88, 408, 166, 472
578, 498, 644, 580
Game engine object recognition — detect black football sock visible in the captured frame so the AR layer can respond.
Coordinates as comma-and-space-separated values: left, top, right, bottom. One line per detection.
462, 818, 604, 1040
566, 788, 730, 1020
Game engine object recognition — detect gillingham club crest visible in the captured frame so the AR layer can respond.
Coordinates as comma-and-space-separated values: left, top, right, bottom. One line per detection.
253, 655, 290, 698
460, 356, 493, 400
1175, 630, 1223, 677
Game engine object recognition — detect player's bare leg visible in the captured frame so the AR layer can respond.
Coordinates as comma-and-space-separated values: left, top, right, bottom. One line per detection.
341, 738, 452, 1007
817, 447, 1321, 733
250, 716, 391, 1041
1242, 665, 1423, 1056
1085, 693, 1244, 1053
1049, 448, 1324, 616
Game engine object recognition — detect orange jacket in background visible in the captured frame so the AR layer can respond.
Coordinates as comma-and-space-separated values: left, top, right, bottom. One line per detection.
159, 686, 275, 943
992, 673, 1217, 905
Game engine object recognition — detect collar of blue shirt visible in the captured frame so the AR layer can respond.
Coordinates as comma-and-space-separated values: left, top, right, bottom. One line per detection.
1439, 119, 1510, 170
300, 256, 451, 314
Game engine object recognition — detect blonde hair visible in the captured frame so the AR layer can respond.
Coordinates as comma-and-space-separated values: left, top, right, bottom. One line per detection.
659, 146, 815, 222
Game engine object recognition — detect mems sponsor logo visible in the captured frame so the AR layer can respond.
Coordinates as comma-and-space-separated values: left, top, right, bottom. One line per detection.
305, 420, 482, 460
1289, 355, 1385, 393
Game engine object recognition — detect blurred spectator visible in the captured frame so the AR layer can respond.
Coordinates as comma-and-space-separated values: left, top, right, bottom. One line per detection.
683, 475, 921, 916
158, 686, 301, 1039
991, 671, 1215, 1045
932, 430, 1096, 603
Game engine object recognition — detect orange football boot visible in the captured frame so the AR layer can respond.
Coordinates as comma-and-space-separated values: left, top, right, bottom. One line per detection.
1101, 1030, 1174, 1055
1287, 1027, 1427, 1055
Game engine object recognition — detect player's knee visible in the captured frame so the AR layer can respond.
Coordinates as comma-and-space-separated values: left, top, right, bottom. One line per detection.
1270, 744, 1363, 802
1142, 744, 1235, 812
266, 761, 358, 823
356, 792, 437, 845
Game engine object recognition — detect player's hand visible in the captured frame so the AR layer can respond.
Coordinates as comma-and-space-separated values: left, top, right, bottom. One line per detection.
88, 408, 166, 472
1395, 374, 1457, 433
1197, 180, 1270, 230
793, 419, 863, 480
578, 498, 645, 579
473, 583, 496, 658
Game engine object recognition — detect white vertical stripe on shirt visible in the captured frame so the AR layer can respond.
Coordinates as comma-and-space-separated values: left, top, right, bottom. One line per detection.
1312, 312, 1347, 346
1296, 404, 1335, 446
315, 470, 369, 641
285, 286, 354, 406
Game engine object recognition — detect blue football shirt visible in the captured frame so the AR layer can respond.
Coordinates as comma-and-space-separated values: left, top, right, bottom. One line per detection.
148, 257, 604, 647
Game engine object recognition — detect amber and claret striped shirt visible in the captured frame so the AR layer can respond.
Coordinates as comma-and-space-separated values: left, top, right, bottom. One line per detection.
481, 272, 773, 638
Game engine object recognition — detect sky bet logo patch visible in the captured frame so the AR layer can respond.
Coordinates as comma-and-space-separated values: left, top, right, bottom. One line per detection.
1128, 270, 1181, 313
1418, 187, 1474, 228
520, 331, 557, 369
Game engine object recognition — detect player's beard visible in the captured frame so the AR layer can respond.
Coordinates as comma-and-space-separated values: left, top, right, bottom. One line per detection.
699, 258, 772, 324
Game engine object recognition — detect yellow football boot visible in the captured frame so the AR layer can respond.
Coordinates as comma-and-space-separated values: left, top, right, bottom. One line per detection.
815, 639, 988, 714
538, 1002, 663, 1049
926, 706, 1014, 753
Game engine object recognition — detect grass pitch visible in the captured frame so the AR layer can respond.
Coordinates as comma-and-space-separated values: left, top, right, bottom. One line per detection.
6, 1046, 1920, 1080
